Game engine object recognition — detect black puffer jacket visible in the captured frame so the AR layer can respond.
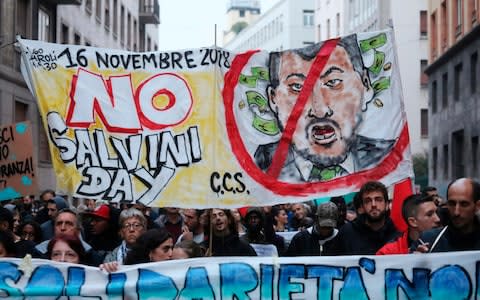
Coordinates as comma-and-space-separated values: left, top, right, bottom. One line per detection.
330, 214, 400, 255
418, 220, 480, 252
285, 227, 338, 256
203, 233, 257, 257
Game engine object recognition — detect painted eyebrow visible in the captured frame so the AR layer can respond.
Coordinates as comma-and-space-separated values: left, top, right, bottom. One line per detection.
285, 73, 306, 80
320, 66, 344, 79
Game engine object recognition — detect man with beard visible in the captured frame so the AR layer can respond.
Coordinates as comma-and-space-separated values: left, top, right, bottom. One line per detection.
416, 178, 480, 253
376, 193, 440, 255
202, 209, 256, 256
330, 181, 399, 255
289, 203, 314, 230
177, 209, 205, 244
83, 204, 120, 258
254, 34, 394, 182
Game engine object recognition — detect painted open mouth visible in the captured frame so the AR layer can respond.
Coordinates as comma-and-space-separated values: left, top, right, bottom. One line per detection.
311, 125, 337, 145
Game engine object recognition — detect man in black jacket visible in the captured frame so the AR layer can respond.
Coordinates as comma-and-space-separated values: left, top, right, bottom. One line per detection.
331, 181, 399, 255
241, 207, 285, 256
285, 201, 339, 256
417, 178, 480, 252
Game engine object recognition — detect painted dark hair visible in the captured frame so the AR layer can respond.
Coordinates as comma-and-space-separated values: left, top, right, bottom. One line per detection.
268, 34, 365, 90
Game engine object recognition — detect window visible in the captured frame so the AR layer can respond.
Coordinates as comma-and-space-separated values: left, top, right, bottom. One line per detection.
421, 109, 428, 137
471, 52, 477, 94
61, 23, 69, 44
303, 10, 314, 26
452, 130, 464, 178
433, 147, 438, 180
336, 13, 340, 36
38, 116, 51, 163
420, 60, 428, 86
442, 72, 448, 108
127, 12, 131, 49
96, 0, 102, 23
113, 0, 118, 37
327, 19, 331, 38
420, 10, 427, 37
443, 144, 449, 179
74, 32, 81, 45
38, 8, 51, 42
472, 136, 479, 176
317, 24, 321, 41
431, 12, 437, 58
470, 0, 478, 22
85, 0, 92, 14
15, 0, 28, 71
239, 9, 245, 17
441, 1, 447, 48
455, 0, 463, 35
120, 5, 125, 44
15, 100, 28, 122
432, 80, 437, 113
133, 19, 137, 51
454, 63, 462, 101
104, 0, 110, 31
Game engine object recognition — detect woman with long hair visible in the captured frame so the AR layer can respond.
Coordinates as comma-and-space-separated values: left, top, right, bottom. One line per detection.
100, 227, 174, 272
271, 206, 289, 232
124, 228, 174, 264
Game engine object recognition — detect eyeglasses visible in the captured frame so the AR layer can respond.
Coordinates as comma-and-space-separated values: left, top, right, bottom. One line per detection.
122, 223, 144, 230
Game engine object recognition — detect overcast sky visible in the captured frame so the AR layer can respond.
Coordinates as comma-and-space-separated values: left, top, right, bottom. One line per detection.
157, 0, 279, 50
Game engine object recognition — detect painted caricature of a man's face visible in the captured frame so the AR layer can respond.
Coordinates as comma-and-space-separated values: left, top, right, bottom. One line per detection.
268, 45, 371, 167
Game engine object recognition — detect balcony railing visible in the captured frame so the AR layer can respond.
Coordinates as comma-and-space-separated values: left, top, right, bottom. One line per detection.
139, 0, 160, 25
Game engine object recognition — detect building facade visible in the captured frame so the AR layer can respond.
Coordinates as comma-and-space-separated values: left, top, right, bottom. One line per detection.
223, 0, 261, 45
331, 0, 430, 160
426, 0, 479, 193
0, 0, 159, 193
223, 0, 315, 52
315, 0, 345, 41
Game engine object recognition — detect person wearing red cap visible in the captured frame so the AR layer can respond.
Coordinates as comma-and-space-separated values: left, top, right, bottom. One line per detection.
83, 204, 120, 258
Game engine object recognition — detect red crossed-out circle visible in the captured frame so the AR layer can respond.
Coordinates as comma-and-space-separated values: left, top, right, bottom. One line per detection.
222, 42, 410, 197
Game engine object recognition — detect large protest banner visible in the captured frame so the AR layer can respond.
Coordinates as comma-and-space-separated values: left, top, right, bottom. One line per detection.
18, 29, 413, 208
0, 121, 37, 201
1, 252, 478, 299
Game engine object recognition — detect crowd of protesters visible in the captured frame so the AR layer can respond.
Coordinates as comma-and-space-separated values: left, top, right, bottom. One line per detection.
0, 177, 479, 270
